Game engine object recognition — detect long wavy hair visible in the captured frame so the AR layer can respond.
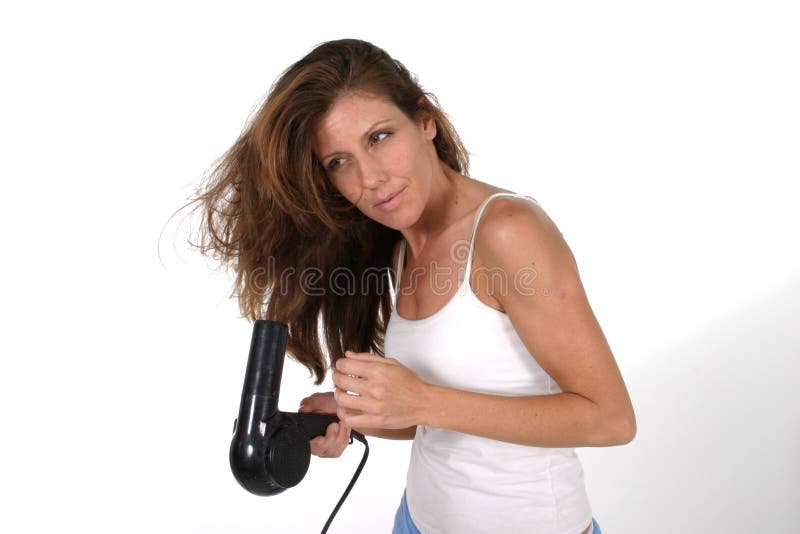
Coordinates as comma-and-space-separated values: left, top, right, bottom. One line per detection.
178, 38, 470, 385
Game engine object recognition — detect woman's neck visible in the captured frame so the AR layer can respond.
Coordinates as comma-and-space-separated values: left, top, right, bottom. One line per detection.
401, 164, 484, 261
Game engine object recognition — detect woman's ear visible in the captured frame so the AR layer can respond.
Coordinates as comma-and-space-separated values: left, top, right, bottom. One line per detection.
416, 96, 437, 140
423, 117, 437, 140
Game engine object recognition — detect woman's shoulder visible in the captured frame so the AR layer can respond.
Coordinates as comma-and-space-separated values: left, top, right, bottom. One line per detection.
476, 192, 552, 239
473, 193, 570, 270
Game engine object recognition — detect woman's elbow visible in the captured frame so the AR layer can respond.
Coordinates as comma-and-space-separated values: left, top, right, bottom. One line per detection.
614, 412, 637, 445
597, 411, 637, 446
619, 413, 637, 444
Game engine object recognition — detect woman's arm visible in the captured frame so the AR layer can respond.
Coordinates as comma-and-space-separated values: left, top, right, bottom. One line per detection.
352, 425, 417, 440
422, 387, 628, 447
416, 198, 636, 447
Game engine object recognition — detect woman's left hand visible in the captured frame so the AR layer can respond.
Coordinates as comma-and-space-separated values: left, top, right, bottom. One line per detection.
332, 351, 433, 429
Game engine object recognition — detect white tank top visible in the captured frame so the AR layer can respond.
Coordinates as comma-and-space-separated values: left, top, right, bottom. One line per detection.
385, 192, 593, 534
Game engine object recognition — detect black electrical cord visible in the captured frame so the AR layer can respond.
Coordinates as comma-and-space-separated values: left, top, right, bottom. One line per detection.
320, 430, 369, 533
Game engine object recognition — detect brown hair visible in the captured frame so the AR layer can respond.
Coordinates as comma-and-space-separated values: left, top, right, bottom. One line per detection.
176, 38, 470, 385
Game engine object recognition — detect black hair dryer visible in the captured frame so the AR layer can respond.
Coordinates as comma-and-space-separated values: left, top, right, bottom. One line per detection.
229, 319, 343, 495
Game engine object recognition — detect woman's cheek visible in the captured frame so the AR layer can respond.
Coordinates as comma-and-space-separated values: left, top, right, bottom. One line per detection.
342, 182, 362, 204
330, 176, 358, 203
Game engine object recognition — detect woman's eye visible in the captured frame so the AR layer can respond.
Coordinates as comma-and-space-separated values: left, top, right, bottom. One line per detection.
370, 131, 390, 144
326, 132, 390, 172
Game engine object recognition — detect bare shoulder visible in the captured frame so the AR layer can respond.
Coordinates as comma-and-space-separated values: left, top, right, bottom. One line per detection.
475, 196, 560, 247
473, 196, 579, 281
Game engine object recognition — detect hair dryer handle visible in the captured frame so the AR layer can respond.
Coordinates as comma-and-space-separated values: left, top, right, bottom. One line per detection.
283, 411, 341, 438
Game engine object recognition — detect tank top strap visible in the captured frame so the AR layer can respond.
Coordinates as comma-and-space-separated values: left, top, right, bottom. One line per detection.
463, 192, 540, 281
390, 193, 538, 306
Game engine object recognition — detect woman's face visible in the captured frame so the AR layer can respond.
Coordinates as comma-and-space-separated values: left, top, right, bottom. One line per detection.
312, 92, 437, 227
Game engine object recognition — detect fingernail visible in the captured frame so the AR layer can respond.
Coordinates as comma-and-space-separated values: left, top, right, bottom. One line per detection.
334, 423, 340, 433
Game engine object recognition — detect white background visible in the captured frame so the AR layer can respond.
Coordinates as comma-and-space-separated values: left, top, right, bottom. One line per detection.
1, 1, 798, 532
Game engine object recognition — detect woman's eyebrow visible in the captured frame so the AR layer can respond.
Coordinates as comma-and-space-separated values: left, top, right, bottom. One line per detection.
320, 118, 392, 161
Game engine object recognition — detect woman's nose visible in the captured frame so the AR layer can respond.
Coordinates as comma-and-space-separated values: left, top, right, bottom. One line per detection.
358, 158, 390, 189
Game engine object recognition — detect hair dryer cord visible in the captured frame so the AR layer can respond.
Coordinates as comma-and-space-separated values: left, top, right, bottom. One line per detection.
320, 430, 369, 534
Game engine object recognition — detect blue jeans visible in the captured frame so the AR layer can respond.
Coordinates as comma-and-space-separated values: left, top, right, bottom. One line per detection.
391, 488, 603, 533
391, 488, 421, 534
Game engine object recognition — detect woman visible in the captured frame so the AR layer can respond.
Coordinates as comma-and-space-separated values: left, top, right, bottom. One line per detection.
189, 38, 635, 533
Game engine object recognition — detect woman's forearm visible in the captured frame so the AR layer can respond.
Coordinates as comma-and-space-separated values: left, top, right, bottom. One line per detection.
352, 424, 417, 440
423, 384, 635, 447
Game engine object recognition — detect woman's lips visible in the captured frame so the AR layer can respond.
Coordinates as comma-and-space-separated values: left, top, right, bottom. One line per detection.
375, 187, 406, 211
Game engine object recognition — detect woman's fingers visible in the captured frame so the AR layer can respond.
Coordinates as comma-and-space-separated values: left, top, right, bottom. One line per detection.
311, 422, 339, 457
299, 391, 337, 414
299, 392, 349, 458
299, 395, 322, 413
309, 422, 336, 457
309, 421, 351, 458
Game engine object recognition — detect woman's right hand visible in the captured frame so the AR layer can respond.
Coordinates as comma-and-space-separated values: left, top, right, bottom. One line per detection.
298, 391, 351, 458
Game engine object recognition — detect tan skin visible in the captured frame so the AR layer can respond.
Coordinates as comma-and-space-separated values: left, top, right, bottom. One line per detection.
299, 91, 634, 534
